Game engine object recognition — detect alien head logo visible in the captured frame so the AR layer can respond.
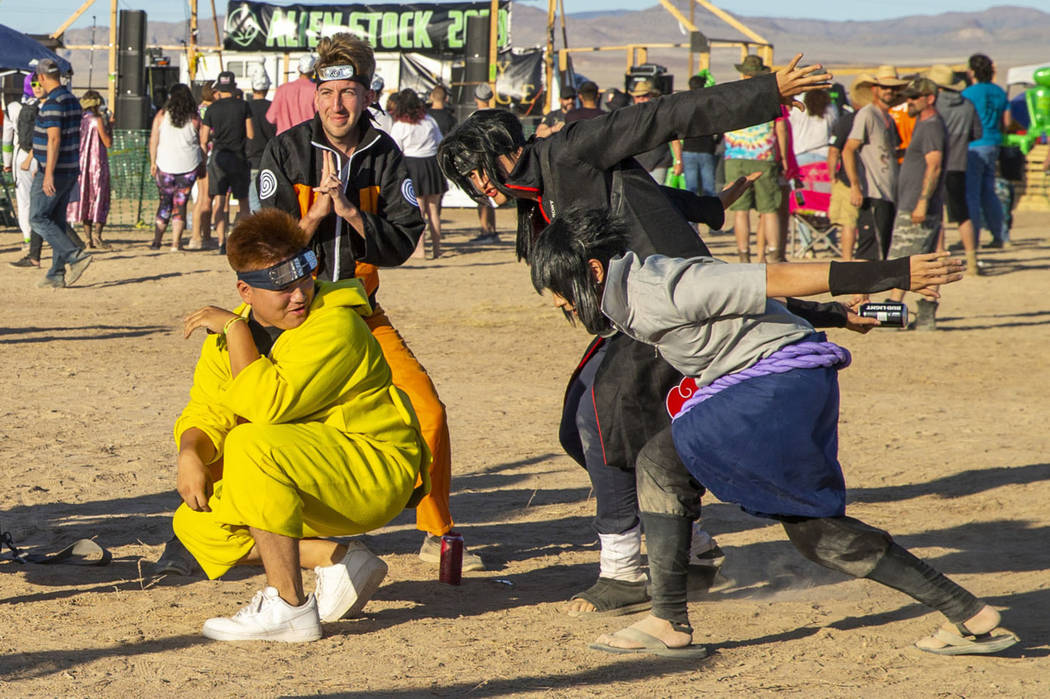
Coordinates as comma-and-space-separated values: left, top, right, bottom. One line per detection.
226, 4, 262, 48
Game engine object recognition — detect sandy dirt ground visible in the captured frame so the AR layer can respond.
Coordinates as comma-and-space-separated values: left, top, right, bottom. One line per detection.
1, 207, 1049, 697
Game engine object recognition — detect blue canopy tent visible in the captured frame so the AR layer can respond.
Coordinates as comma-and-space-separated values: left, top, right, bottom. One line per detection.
0, 24, 73, 74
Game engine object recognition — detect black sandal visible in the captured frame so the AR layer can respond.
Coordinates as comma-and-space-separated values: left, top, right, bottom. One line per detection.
566, 577, 651, 618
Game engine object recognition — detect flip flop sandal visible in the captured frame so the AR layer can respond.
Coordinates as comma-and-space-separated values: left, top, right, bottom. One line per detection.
22, 539, 112, 566
915, 624, 1020, 656
589, 627, 708, 659
566, 577, 651, 618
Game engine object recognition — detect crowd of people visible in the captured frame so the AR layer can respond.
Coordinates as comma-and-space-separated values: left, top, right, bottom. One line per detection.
1, 37, 1031, 659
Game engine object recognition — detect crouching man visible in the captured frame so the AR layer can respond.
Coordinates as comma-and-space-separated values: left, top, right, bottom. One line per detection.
172, 209, 430, 642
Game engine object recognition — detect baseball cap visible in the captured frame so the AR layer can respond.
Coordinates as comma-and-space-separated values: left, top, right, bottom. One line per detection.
474, 84, 494, 101
250, 66, 271, 91
213, 71, 237, 90
902, 77, 937, 99
560, 85, 577, 99
34, 58, 61, 78
298, 54, 317, 74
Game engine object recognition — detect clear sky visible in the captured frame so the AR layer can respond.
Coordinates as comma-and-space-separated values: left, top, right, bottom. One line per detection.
3, 0, 1046, 36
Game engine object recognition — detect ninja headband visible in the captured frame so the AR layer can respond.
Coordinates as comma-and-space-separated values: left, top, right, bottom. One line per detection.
314, 64, 371, 88
237, 249, 317, 290
451, 150, 481, 178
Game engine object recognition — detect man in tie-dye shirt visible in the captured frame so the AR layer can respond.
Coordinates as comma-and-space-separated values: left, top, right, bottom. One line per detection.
723, 55, 787, 263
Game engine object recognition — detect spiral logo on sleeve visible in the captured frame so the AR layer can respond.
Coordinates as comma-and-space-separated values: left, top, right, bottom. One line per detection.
258, 169, 277, 201
401, 178, 418, 207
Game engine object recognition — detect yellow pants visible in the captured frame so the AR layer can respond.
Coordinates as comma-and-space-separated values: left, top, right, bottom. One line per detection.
366, 305, 454, 536
173, 422, 418, 579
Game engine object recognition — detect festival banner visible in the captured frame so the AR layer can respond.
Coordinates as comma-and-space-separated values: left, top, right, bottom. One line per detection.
224, 1, 511, 54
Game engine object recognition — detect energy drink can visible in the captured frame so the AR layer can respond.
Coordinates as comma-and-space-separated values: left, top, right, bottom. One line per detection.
439, 532, 464, 585
859, 302, 908, 328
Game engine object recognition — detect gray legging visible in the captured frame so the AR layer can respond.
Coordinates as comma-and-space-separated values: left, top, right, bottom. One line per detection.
636, 425, 983, 631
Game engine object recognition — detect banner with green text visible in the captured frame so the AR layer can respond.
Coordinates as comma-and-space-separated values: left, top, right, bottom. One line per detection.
224, 1, 511, 54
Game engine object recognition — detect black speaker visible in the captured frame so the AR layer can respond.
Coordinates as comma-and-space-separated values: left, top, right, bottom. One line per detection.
146, 65, 179, 109
115, 94, 150, 130
463, 14, 489, 104
626, 63, 673, 97
117, 10, 147, 97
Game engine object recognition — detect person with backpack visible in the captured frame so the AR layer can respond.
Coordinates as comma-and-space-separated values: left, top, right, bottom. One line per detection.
3, 74, 44, 268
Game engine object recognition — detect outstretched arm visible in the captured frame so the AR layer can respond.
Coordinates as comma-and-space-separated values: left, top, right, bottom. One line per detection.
766, 253, 964, 300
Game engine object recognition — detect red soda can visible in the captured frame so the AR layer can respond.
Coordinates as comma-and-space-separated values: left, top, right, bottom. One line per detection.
439, 532, 464, 585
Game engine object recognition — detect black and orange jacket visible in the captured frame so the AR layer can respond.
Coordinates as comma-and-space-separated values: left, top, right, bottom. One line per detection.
258, 114, 424, 298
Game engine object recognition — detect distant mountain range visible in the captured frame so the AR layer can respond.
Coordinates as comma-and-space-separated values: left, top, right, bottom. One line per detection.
54, 3, 1050, 91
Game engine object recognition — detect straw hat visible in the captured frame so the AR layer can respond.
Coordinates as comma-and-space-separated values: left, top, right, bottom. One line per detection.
868, 65, 909, 87
850, 73, 875, 108
628, 79, 657, 97
927, 64, 966, 91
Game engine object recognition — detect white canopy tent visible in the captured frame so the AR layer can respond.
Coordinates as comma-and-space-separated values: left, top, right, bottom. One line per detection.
1006, 62, 1050, 87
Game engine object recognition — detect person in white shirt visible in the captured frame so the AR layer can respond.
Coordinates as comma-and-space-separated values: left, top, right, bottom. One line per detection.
789, 89, 838, 165
389, 89, 447, 259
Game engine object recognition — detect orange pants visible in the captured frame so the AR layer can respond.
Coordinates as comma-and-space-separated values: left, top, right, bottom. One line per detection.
366, 304, 453, 535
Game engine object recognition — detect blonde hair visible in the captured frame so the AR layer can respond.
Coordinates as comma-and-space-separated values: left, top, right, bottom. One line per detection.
315, 33, 375, 83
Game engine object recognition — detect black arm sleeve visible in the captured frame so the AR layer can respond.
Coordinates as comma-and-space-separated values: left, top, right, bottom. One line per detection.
785, 298, 849, 328
828, 258, 910, 296
660, 187, 724, 229
564, 73, 782, 171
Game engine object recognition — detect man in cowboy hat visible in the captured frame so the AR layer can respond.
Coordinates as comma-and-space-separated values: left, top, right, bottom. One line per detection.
842, 66, 908, 260
629, 80, 681, 185
930, 64, 983, 276
722, 54, 787, 262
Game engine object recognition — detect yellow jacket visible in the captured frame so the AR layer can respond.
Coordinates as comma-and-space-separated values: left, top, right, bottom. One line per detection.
174, 279, 430, 493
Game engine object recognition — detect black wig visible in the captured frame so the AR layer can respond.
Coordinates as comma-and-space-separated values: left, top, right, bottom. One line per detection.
436, 110, 541, 261
529, 209, 630, 335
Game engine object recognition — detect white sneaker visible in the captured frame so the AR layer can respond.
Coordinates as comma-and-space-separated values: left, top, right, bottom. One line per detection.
314, 540, 388, 623
202, 587, 322, 642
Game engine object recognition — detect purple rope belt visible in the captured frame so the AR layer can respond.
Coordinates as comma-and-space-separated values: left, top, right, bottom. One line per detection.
673, 340, 852, 420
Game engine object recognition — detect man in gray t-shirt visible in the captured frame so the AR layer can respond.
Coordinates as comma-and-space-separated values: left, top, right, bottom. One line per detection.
842, 69, 906, 260
888, 78, 948, 329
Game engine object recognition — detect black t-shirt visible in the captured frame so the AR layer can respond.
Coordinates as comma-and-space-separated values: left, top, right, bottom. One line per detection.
564, 107, 604, 123
682, 133, 718, 154
245, 98, 276, 168
203, 96, 251, 156
829, 109, 856, 186
427, 106, 457, 136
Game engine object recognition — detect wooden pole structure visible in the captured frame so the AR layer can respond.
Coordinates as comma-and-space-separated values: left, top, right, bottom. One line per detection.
107, 0, 117, 112
487, 0, 499, 91
189, 0, 199, 81
689, 0, 696, 76
50, 0, 98, 39
544, 0, 555, 112
210, 0, 223, 70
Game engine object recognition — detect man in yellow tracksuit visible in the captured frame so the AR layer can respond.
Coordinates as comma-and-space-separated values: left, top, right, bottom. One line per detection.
173, 209, 429, 642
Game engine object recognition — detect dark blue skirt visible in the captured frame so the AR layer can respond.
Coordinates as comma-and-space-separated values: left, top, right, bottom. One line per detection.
671, 365, 846, 519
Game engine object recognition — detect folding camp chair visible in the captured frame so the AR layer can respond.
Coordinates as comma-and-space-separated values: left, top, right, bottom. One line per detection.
788, 161, 841, 258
